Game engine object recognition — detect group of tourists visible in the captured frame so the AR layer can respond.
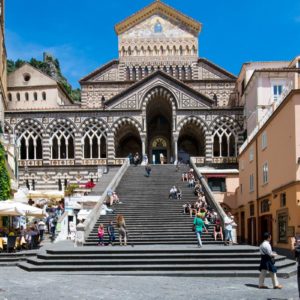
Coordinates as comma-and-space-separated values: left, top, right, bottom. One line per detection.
97, 215, 127, 246
169, 186, 182, 200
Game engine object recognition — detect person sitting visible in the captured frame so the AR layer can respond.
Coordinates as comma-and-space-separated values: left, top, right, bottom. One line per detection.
214, 220, 223, 241
145, 164, 152, 177
107, 188, 113, 206
189, 202, 198, 217
182, 203, 191, 214
176, 187, 182, 200
100, 204, 114, 215
112, 192, 121, 204
169, 186, 177, 199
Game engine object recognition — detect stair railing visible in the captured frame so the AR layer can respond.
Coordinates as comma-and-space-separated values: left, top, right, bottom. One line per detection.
55, 211, 69, 242
190, 157, 227, 226
78, 159, 130, 242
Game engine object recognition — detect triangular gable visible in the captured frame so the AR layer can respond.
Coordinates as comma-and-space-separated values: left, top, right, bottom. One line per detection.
198, 58, 236, 80
8, 63, 57, 87
106, 71, 213, 110
115, 1, 201, 36
80, 60, 119, 83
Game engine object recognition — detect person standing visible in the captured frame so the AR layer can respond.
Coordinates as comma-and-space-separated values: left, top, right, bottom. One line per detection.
224, 212, 234, 245
50, 216, 57, 240
97, 224, 105, 246
258, 232, 282, 289
38, 219, 46, 241
193, 213, 208, 248
107, 221, 116, 246
116, 214, 127, 246
293, 235, 300, 297
133, 153, 140, 166
160, 153, 164, 165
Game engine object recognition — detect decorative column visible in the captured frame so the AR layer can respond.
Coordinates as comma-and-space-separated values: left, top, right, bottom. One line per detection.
173, 134, 179, 162
42, 131, 51, 166
141, 134, 146, 156
107, 131, 115, 159
74, 132, 82, 164
205, 130, 213, 163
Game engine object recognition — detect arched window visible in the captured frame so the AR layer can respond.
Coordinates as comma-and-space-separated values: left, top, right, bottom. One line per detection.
8, 93, 12, 101
181, 67, 186, 80
126, 67, 130, 81
154, 21, 163, 33
138, 66, 143, 80
17, 120, 43, 160
187, 66, 192, 80
42, 92, 46, 100
144, 67, 149, 77
34, 92, 38, 101
17, 93, 20, 101
25, 92, 29, 101
175, 66, 180, 79
132, 67, 137, 81
81, 119, 107, 159
50, 120, 75, 160
212, 119, 237, 157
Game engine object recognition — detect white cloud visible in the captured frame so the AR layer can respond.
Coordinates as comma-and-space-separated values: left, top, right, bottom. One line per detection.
6, 29, 96, 88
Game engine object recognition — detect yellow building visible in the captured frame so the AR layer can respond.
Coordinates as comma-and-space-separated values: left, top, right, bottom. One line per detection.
237, 88, 300, 252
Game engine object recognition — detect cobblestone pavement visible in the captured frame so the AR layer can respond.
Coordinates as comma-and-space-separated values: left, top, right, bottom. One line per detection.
0, 267, 298, 300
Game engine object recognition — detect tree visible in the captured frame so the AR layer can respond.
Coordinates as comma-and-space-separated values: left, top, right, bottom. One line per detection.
0, 143, 11, 200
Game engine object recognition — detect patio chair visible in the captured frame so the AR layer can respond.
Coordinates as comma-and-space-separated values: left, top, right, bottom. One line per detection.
6, 236, 17, 253
30, 235, 40, 250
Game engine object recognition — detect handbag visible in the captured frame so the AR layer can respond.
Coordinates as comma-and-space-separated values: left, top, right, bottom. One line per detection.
262, 247, 275, 264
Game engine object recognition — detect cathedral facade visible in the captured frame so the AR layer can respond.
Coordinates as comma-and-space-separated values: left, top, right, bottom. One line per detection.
4, 1, 244, 190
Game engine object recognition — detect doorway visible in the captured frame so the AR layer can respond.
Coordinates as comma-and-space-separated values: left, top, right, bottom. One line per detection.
152, 149, 167, 165
145, 87, 173, 163
259, 214, 272, 244
247, 217, 257, 245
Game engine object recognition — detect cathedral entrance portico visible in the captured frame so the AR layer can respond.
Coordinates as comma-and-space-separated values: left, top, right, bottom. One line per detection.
143, 87, 176, 163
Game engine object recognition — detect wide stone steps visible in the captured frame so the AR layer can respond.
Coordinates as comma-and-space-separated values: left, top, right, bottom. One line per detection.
85, 165, 214, 246
19, 165, 297, 275
18, 246, 297, 276
0, 251, 37, 266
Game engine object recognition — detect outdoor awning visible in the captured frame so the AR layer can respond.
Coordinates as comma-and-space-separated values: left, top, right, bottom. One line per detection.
28, 190, 64, 199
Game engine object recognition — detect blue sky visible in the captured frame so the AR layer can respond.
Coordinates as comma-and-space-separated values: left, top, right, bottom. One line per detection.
6, 0, 300, 88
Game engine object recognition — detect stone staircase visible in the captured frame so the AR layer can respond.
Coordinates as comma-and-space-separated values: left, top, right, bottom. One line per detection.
18, 245, 296, 276
86, 164, 219, 245
18, 165, 297, 276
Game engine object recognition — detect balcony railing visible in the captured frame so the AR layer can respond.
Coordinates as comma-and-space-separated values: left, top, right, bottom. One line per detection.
19, 160, 43, 167
212, 157, 238, 164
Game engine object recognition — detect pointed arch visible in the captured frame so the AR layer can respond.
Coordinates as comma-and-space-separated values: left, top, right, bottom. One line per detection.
210, 116, 239, 157
47, 118, 76, 160
15, 119, 44, 160
80, 118, 108, 159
